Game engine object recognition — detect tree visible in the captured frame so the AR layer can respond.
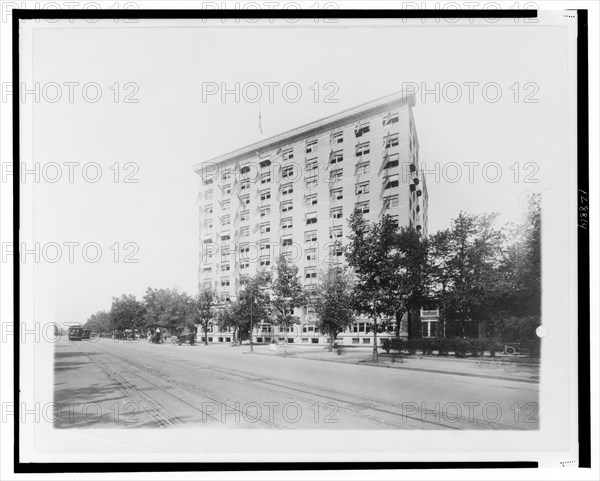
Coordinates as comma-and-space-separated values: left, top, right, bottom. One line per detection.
431, 212, 505, 338
312, 264, 355, 351
84, 310, 111, 335
193, 287, 219, 345
393, 226, 432, 339
271, 254, 306, 353
143, 288, 195, 335
345, 209, 401, 361
109, 294, 145, 332
235, 271, 272, 348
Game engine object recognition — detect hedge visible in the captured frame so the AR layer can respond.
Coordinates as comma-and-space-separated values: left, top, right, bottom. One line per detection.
380, 338, 529, 358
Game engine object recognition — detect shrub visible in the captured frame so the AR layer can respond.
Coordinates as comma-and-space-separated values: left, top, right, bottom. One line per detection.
381, 338, 392, 353
454, 339, 472, 357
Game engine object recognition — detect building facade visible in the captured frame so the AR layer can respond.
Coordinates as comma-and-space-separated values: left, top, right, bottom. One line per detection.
194, 91, 430, 346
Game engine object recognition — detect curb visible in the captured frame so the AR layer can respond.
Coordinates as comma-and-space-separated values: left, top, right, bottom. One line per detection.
248, 351, 539, 384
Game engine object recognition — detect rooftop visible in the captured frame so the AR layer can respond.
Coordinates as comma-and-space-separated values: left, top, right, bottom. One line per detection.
193, 90, 416, 174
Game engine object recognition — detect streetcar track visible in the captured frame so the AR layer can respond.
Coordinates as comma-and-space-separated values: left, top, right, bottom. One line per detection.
83, 342, 288, 429
90, 342, 526, 430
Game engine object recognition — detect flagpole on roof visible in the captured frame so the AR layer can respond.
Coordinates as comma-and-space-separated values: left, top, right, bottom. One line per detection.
258, 103, 263, 135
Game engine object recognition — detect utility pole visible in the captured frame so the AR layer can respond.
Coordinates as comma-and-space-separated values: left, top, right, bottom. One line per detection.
250, 291, 254, 352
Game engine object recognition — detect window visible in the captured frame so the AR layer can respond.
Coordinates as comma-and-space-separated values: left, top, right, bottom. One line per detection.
205, 204, 214, 214
203, 177, 214, 185
305, 230, 317, 243
356, 142, 370, 157
363, 338, 371, 344
305, 178, 318, 189
221, 252, 231, 263
306, 194, 318, 206
222, 171, 232, 182
354, 122, 370, 137
306, 140, 318, 153
221, 200, 230, 210
241, 210, 250, 221
241, 179, 250, 190
223, 184, 232, 195
221, 232, 231, 241
330, 226, 342, 240
390, 214, 399, 227
305, 268, 317, 279
282, 165, 295, 178
384, 174, 400, 189
384, 133, 399, 149
202, 266, 212, 274
356, 201, 370, 214
330, 188, 343, 201
240, 195, 250, 205
260, 257, 271, 267
330, 243, 343, 257
383, 111, 399, 126
282, 183, 293, 195
221, 264, 230, 272
329, 169, 343, 182
203, 280, 212, 289
311, 338, 319, 344
220, 293, 230, 303
240, 226, 250, 237
355, 181, 370, 195
260, 190, 271, 201
240, 261, 249, 270
356, 162, 370, 175
204, 219, 213, 229
282, 237, 293, 247
305, 161, 318, 174
260, 223, 271, 234
332, 131, 343, 144
330, 150, 343, 165
282, 217, 293, 229
205, 189, 213, 199
282, 148, 294, 161
330, 207, 343, 219
221, 278, 230, 287
259, 158, 271, 169
306, 212, 317, 225
384, 195, 399, 209
282, 201, 293, 213
240, 165, 251, 176
383, 153, 400, 170
306, 248, 317, 262
352, 338, 360, 345
260, 206, 271, 218
203, 237, 213, 244
260, 244, 270, 256
221, 215, 230, 226
261, 172, 271, 184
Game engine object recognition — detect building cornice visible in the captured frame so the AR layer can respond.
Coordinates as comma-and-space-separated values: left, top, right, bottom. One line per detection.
193, 90, 416, 173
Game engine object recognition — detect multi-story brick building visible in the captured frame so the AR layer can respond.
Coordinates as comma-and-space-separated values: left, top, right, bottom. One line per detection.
193, 91, 429, 346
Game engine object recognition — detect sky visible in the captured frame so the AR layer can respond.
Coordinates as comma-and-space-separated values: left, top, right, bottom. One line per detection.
20, 18, 569, 325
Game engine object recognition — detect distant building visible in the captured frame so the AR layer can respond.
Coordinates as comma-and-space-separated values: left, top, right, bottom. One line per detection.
194, 91, 429, 345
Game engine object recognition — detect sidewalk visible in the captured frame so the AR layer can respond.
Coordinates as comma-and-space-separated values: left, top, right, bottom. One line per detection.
251, 344, 540, 383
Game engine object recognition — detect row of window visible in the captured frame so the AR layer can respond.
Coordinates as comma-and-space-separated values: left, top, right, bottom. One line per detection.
202, 119, 402, 188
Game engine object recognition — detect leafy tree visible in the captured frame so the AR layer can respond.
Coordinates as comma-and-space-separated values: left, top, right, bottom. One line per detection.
234, 271, 272, 347
312, 264, 355, 351
109, 294, 145, 332
143, 288, 195, 334
193, 287, 219, 345
216, 303, 240, 342
431, 212, 505, 338
393, 226, 432, 339
345, 209, 401, 361
271, 254, 306, 352
84, 310, 111, 335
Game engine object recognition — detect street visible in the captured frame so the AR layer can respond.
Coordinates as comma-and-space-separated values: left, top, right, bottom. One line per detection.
54, 337, 539, 430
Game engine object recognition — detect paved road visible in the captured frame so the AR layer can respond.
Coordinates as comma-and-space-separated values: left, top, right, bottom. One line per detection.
54, 338, 539, 430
